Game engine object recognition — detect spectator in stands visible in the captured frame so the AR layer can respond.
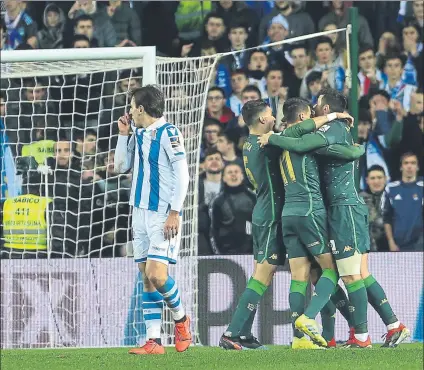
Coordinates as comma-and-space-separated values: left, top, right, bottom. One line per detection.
48, 140, 81, 257
228, 70, 249, 116
360, 165, 389, 251
222, 22, 249, 70
393, 90, 424, 179
383, 152, 423, 251
406, 0, 424, 36
259, 1, 315, 45
205, 87, 234, 125
305, 71, 323, 105
106, 0, 141, 47
300, 37, 345, 100
360, 91, 405, 184
318, 0, 373, 48
285, 45, 310, 99
214, 0, 259, 44
200, 118, 223, 163
262, 15, 292, 73
358, 46, 384, 98
1, 172, 50, 259
91, 150, 131, 257
209, 163, 255, 255
181, 12, 227, 57
321, 23, 347, 68
214, 23, 249, 97
265, 67, 286, 100
246, 50, 269, 97
68, 0, 117, 47
32, 3, 66, 49
401, 21, 422, 87
73, 14, 98, 47
226, 85, 262, 147
1, 18, 6, 50
3, 0, 37, 50
381, 52, 417, 112
74, 128, 97, 166
216, 132, 243, 169
198, 148, 224, 255
376, 32, 399, 70
174, 0, 212, 42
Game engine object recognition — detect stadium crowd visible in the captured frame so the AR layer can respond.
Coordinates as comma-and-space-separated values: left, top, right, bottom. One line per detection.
1, 0, 423, 258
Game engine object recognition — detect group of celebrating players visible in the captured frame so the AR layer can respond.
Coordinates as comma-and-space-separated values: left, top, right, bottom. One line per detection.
220, 88, 410, 350
115, 84, 409, 355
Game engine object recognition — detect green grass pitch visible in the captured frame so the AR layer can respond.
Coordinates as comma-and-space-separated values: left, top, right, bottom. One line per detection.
1, 344, 423, 370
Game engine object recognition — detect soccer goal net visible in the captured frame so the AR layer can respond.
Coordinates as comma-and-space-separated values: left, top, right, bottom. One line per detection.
0, 47, 219, 348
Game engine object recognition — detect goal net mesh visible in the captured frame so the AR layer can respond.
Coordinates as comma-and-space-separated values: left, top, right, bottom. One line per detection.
0, 54, 218, 348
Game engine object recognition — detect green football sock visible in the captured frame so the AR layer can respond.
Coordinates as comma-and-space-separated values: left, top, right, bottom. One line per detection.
239, 307, 257, 337
304, 269, 338, 319
364, 274, 398, 326
346, 280, 368, 334
331, 284, 354, 328
321, 301, 336, 342
226, 278, 267, 337
289, 280, 308, 339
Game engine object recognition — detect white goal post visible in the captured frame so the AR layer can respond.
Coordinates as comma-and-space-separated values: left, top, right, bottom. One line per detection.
1, 46, 219, 348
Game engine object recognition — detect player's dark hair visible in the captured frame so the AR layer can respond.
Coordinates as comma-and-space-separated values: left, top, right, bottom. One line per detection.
74, 14, 93, 27
283, 97, 310, 124
130, 85, 165, 118
241, 85, 262, 98
400, 151, 418, 165
71, 34, 90, 47
204, 147, 223, 160
208, 86, 226, 97
265, 67, 283, 79
242, 99, 269, 127
306, 71, 322, 86
318, 88, 347, 113
367, 165, 386, 176
314, 36, 334, 50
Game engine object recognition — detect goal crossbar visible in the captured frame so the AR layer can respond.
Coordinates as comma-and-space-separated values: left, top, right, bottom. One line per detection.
1, 46, 157, 84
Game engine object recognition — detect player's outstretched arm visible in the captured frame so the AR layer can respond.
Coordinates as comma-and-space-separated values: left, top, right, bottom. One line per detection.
314, 144, 365, 161
265, 132, 329, 153
283, 113, 354, 138
114, 114, 135, 173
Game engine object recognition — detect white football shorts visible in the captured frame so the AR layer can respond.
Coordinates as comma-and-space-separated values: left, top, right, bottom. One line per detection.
132, 207, 181, 265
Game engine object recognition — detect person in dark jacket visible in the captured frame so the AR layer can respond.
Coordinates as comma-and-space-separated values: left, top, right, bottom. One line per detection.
318, 0, 374, 49
198, 148, 224, 255
209, 163, 255, 254
359, 165, 389, 251
258, 1, 315, 46
383, 152, 423, 251
33, 3, 66, 49
106, 0, 142, 46
68, 0, 117, 47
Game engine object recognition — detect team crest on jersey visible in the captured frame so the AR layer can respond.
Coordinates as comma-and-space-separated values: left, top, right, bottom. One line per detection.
413, 194, 419, 201
151, 129, 157, 140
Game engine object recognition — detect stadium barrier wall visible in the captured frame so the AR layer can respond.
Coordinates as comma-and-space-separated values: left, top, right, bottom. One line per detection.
1, 253, 423, 348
